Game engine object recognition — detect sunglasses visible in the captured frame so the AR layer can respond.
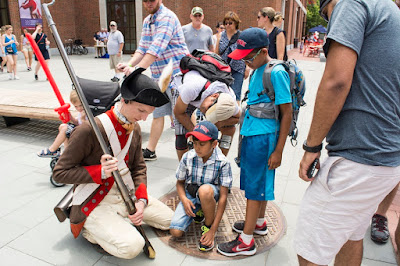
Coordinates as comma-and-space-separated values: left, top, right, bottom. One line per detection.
243, 49, 262, 64
110, 25, 116, 27
219, 27, 225, 30
224, 21, 234, 26
193, 13, 202, 17
143, 0, 156, 2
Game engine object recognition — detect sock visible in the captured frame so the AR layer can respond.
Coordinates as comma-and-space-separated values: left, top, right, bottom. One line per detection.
256, 218, 266, 227
240, 232, 253, 245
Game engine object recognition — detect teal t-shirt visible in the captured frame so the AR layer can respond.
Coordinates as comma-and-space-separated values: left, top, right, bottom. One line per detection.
240, 63, 291, 137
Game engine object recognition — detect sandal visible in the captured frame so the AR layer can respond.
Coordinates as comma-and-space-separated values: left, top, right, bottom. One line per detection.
37, 148, 60, 158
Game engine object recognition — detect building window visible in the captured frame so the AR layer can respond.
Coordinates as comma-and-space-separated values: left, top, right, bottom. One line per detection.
106, 0, 137, 53
0, 0, 10, 26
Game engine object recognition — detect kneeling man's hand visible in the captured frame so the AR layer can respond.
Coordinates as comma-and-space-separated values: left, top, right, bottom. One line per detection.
128, 201, 145, 226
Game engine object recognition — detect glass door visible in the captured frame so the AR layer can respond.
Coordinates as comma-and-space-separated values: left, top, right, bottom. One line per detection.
106, 0, 137, 54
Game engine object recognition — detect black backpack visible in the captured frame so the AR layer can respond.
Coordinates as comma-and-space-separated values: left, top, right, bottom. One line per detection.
180, 49, 233, 101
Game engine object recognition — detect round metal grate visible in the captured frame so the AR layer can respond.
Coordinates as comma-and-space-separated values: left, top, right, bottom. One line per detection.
154, 187, 286, 260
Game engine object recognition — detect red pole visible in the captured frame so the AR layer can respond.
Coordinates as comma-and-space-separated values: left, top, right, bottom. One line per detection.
26, 33, 70, 123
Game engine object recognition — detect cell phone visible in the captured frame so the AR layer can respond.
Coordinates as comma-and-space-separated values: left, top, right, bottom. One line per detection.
307, 158, 319, 179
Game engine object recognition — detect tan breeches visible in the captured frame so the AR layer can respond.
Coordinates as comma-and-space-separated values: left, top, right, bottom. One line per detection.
82, 184, 173, 259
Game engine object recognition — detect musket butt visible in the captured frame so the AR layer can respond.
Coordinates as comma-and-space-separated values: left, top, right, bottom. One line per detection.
148, 246, 156, 259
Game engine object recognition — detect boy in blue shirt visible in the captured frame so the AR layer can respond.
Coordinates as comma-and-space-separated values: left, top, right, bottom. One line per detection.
170, 121, 233, 252
217, 28, 292, 256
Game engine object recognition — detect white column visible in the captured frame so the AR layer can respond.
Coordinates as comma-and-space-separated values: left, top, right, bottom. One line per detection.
135, 0, 143, 49
99, 0, 107, 29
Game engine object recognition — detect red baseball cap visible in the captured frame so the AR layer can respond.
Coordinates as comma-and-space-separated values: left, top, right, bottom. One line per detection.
228, 28, 269, 60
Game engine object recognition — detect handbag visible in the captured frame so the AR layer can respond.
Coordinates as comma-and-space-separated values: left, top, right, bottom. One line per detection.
6, 46, 13, 53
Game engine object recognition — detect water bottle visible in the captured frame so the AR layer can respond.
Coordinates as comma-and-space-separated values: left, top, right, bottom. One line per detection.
46, 45, 50, 50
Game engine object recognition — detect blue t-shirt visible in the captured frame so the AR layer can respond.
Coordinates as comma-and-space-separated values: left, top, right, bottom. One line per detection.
240, 63, 291, 137
324, 0, 400, 167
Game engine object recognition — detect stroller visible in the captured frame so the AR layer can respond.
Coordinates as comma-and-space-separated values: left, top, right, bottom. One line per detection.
49, 77, 121, 187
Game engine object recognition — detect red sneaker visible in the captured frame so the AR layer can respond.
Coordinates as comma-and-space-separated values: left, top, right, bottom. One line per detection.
217, 235, 256, 257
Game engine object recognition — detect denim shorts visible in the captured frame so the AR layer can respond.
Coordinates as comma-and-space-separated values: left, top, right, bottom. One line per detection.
170, 183, 220, 232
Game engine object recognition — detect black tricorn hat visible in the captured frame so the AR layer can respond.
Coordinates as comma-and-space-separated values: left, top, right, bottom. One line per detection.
121, 67, 170, 107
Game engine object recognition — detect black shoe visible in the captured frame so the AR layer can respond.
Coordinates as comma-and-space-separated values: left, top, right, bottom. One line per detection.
371, 214, 389, 244
193, 209, 205, 223
232, 220, 268, 235
198, 225, 214, 252
142, 148, 157, 161
217, 235, 256, 257
91, 243, 111, 255
34, 74, 38, 80
111, 77, 120, 82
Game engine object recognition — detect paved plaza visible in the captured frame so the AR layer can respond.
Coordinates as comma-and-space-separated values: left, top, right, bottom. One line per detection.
0, 53, 397, 265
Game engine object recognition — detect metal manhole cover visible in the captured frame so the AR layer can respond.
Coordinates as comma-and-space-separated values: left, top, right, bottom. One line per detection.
154, 187, 286, 260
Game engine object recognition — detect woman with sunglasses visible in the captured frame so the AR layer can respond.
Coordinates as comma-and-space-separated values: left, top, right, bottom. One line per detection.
257, 7, 287, 61
215, 11, 246, 103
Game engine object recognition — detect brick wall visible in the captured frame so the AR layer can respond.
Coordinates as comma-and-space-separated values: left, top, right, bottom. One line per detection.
7, 0, 305, 50
8, 0, 100, 49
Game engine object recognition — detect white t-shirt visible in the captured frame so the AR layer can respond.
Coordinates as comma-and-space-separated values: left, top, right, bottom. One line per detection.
174, 70, 240, 115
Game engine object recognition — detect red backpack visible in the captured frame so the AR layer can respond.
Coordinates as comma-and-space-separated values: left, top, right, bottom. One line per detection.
180, 49, 233, 101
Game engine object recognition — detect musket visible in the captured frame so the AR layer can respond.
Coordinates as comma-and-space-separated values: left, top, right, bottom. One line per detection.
41, 0, 155, 259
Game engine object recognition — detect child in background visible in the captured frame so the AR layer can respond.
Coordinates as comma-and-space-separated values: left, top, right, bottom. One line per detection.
170, 121, 232, 252
37, 90, 86, 157
217, 27, 292, 256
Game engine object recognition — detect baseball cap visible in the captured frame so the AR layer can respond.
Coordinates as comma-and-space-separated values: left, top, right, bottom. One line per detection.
228, 27, 269, 60
205, 93, 237, 124
110, 21, 117, 26
191, 7, 203, 16
186, 121, 218, 141
319, 0, 332, 21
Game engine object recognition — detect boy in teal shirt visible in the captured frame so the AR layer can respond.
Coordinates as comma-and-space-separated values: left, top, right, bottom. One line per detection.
217, 27, 292, 256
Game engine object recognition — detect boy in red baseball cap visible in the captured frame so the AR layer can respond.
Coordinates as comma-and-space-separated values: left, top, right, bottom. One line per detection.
170, 121, 233, 252
217, 27, 292, 257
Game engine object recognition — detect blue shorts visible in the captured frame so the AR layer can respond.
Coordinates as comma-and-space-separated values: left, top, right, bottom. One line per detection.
240, 133, 277, 201
153, 81, 173, 118
170, 184, 220, 232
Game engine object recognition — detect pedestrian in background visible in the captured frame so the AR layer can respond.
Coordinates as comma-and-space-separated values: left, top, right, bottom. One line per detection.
182, 7, 214, 53
295, 0, 400, 265
1, 25, 19, 80
21, 28, 33, 71
0, 26, 8, 73
212, 22, 224, 51
118, 0, 189, 161
215, 11, 245, 103
107, 21, 124, 82
32, 23, 50, 80
257, 7, 287, 61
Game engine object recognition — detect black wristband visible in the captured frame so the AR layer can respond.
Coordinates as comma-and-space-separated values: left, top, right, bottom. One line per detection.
303, 141, 323, 153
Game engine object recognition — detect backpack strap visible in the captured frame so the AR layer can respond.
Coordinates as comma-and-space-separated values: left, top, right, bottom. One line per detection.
194, 80, 211, 102
259, 59, 287, 100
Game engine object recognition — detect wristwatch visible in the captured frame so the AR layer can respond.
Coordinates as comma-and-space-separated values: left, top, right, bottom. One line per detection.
303, 140, 323, 153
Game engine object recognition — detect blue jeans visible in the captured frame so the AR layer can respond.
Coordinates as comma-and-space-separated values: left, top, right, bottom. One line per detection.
231, 70, 244, 101
169, 184, 220, 232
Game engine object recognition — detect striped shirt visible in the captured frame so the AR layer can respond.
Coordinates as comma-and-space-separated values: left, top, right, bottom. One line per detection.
176, 147, 232, 188
137, 4, 189, 81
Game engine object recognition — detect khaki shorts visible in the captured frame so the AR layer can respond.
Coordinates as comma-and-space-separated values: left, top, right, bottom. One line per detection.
22, 45, 33, 52
294, 156, 400, 265
109, 54, 122, 69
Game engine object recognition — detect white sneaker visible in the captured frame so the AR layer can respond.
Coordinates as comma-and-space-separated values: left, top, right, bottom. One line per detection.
14, 75, 20, 80
9, 74, 13, 80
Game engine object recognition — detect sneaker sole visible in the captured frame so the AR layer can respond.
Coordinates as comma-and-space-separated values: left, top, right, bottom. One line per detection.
216, 246, 257, 257
198, 243, 214, 252
232, 226, 269, 236
371, 236, 389, 244
143, 157, 157, 161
